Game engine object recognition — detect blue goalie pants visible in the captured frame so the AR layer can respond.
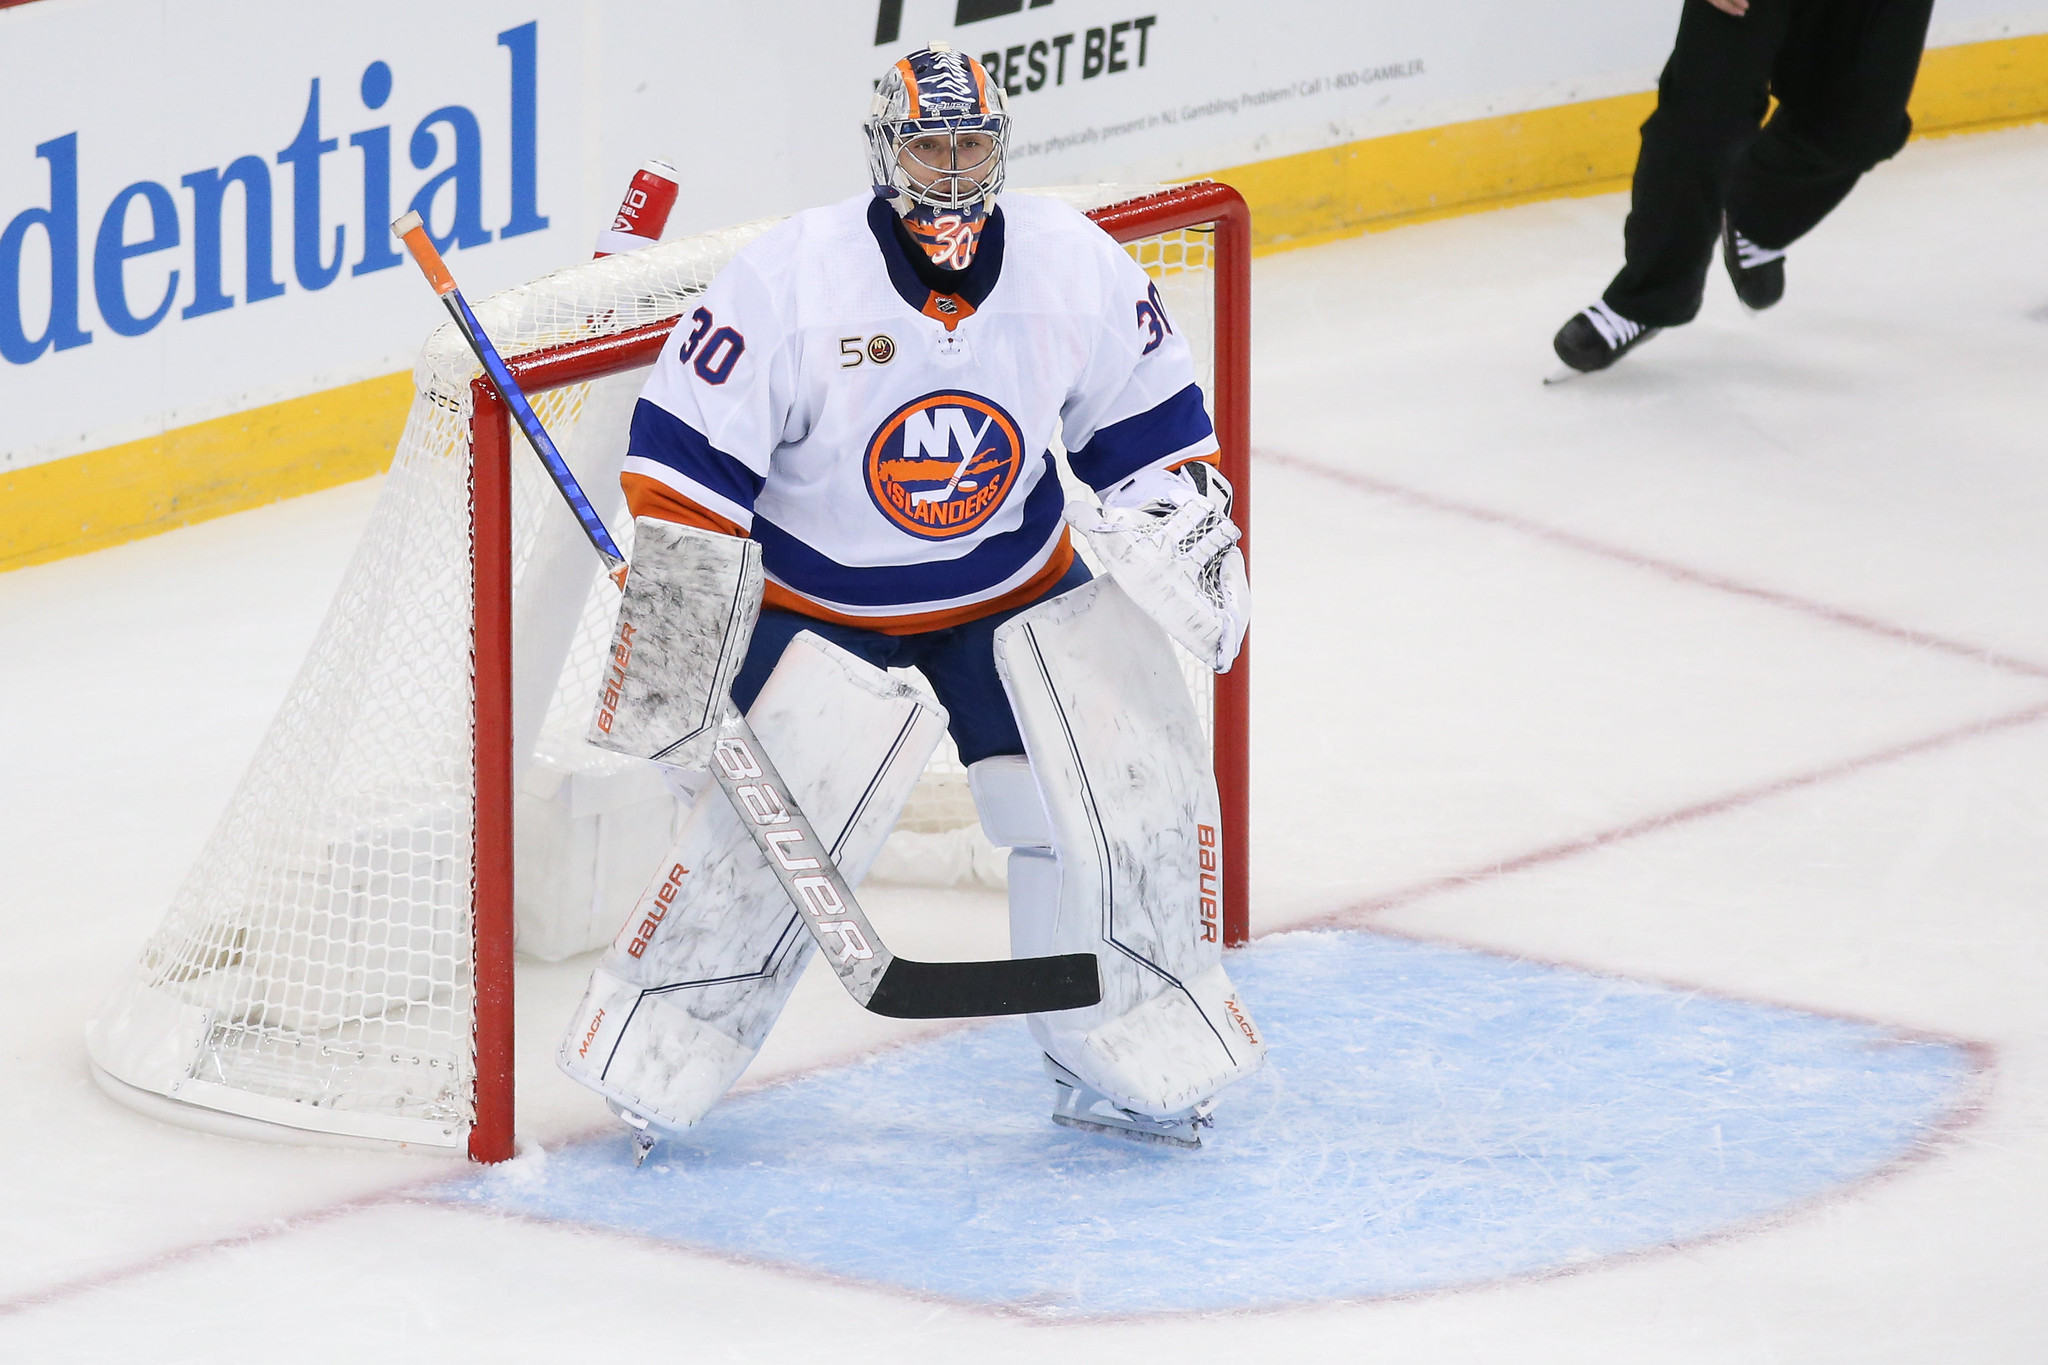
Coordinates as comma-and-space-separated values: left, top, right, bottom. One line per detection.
730, 558, 1091, 765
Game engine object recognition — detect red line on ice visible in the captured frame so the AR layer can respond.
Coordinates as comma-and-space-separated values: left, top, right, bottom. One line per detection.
11, 450, 2041, 1321
1263, 450, 2048, 681
0, 1190, 404, 1322
1311, 700, 2048, 923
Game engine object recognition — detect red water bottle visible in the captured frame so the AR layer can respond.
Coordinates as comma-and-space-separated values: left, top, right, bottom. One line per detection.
593, 159, 680, 258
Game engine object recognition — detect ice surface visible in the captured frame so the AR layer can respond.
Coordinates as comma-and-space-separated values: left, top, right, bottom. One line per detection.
4, 124, 2048, 1360
442, 930, 1975, 1317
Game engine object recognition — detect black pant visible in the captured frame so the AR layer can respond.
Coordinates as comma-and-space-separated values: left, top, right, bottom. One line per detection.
1603, 0, 1934, 326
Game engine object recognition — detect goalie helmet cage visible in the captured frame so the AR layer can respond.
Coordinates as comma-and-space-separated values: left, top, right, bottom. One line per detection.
86, 181, 1250, 1164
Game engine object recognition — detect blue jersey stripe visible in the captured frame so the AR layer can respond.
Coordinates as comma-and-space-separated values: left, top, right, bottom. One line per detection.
1068, 383, 1216, 490
753, 452, 1065, 608
628, 399, 766, 513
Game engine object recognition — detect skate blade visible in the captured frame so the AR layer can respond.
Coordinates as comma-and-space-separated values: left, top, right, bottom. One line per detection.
1541, 366, 1585, 386
1050, 1110, 1203, 1149
1041, 1052, 1210, 1149
608, 1100, 664, 1168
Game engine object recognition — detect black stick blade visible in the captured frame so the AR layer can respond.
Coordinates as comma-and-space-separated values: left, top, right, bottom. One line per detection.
863, 953, 1101, 1020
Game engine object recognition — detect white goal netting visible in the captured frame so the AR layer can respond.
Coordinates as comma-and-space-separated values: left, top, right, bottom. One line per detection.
85, 186, 1224, 1151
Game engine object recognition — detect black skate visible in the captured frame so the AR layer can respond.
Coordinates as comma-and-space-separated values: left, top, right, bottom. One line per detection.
1552, 301, 1661, 373
1721, 215, 1785, 311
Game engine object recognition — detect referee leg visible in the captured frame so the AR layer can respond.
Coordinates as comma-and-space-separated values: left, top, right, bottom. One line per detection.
1725, 0, 1934, 251
1604, 0, 1791, 326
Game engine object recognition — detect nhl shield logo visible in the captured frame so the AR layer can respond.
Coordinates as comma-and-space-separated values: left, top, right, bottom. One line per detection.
864, 391, 1025, 540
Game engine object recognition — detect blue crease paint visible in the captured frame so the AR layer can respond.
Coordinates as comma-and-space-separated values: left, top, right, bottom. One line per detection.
444, 930, 1977, 1317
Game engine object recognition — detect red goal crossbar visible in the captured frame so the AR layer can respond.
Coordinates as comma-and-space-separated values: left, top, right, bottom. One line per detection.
464, 182, 1252, 1162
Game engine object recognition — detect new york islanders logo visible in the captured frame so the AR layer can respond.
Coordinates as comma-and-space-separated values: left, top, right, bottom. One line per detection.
865, 391, 1025, 540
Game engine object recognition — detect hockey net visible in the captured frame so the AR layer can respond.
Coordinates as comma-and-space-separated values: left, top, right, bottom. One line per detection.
86, 182, 1250, 1160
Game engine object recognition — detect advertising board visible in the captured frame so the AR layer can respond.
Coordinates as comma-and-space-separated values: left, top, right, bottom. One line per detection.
3, 0, 2045, 566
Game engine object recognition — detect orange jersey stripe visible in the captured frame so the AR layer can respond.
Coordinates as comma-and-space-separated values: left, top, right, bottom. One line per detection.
620, 471, 746, 538
624, 475, 1082, 636
763, 533, 1076, 636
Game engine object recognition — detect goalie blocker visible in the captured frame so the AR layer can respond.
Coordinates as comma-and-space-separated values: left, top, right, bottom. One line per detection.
590, 517, 765, 768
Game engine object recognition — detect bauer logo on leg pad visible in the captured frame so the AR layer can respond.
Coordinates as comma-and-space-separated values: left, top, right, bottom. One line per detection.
1199, 824, 1221, 944
626, 861, 691, 959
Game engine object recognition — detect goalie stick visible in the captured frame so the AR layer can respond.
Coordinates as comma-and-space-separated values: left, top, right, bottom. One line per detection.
393, 210, 630, 589
704, 713, 1097, 1018
392, 215, 1100, 1021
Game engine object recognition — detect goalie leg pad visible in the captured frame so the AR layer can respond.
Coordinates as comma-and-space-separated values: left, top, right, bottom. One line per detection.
559, 631, 946, 1132
587, 518, 765, 768
994, 576, 1265, 1119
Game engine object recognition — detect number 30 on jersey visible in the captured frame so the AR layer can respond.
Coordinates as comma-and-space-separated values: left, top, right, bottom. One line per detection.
678, 306, 745, 385
1135, 281, 1174, 355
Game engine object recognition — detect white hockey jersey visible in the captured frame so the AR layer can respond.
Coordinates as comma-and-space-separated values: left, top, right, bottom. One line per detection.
621, 190, 1217, 633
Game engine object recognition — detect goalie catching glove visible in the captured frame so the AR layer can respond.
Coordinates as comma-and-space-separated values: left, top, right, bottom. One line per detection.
1065, 461, 1249, 672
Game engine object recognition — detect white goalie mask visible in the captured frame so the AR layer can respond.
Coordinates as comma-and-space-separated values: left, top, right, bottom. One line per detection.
864, 43, 1010, 215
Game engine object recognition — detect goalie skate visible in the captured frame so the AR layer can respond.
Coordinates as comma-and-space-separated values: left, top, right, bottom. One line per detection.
1044, 1055, 1213, 1149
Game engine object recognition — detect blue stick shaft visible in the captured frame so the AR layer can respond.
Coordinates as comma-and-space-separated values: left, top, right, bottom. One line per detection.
442, 291, 628, 571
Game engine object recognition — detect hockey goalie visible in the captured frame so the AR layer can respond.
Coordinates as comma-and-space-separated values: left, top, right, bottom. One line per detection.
558, 43, 1264, 1151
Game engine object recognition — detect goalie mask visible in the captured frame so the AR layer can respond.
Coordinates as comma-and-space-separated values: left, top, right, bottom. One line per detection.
865, 43, 1009, 271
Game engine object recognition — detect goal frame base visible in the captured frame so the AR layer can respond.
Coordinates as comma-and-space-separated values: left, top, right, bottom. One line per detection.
89, 1062, 470, 1157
